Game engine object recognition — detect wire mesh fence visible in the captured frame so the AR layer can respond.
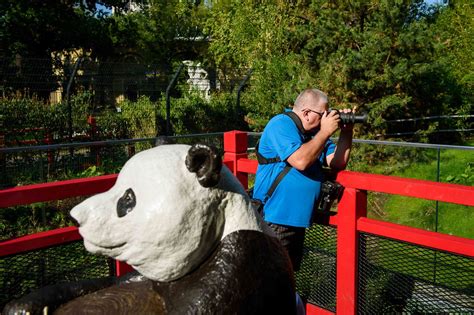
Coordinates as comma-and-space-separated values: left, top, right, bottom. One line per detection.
0, 133, 224, 188
296, 224, 337, 312
0, 240, 113, 309
358, 233, 474, 314
0, 56, 250, 107
295, 223, 474, 314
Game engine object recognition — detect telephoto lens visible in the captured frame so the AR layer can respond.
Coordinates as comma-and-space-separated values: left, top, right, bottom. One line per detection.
330, 109, 367, 125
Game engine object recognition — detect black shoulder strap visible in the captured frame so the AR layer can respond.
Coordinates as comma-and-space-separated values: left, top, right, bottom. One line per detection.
256, 140, 280, 164
264, 164, 292, 202
256, 111, 311, 204
284, 111, 314, 142
256, 111, 306, 165
282, 111, 305, 134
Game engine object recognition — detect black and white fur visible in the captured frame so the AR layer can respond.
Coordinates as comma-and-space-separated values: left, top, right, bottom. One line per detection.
4, 144, 296, 315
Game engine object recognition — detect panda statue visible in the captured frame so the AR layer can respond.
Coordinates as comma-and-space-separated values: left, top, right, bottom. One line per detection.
4, 144, 297, 315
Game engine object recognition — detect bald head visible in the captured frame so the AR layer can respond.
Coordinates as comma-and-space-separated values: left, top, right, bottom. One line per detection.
294, 89, 328, 111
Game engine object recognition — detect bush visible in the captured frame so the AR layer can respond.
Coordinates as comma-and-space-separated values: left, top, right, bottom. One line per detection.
157, 91, 247, 135
118, 96, 157, 139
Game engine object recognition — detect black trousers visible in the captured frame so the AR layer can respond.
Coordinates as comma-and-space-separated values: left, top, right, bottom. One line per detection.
266, 222, 306, 272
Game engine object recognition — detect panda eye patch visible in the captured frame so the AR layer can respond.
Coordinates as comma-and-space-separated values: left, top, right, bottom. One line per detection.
117, 188, 136, 218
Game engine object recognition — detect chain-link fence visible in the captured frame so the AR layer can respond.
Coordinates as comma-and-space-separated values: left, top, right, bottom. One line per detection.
0, 57, 251, 149
0, 134, 224, 239
0, 240, 113, 309
358, 233, 474, 314
0, 57, 250, 107
295, 224, 337, 312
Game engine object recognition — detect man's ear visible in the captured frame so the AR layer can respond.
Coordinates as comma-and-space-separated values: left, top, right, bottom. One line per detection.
185, 144, 222, 188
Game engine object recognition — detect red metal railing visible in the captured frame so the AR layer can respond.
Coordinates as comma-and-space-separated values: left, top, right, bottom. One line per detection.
0, 174, 134, 275
1, 130, 473, 314
222, 130, 474, 315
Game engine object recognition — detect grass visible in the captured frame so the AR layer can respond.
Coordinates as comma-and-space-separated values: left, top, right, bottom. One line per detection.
381, 145, 473, 239
348, 140, 473, 239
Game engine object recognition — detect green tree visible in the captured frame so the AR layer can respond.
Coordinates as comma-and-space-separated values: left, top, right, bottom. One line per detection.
204, 1, 469, 141
107, 0, 208, 64
431, 0, 473, 134
0, 0, 124, 59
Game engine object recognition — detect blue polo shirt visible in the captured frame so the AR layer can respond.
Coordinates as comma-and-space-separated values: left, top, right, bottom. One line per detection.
253, 113, 336, 228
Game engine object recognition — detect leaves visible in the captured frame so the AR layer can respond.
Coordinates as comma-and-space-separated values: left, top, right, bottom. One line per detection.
203, 0, 472, 139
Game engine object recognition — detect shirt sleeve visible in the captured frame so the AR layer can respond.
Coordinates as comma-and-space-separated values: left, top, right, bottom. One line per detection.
320, 139, 336, 164
265, 115, 302, 161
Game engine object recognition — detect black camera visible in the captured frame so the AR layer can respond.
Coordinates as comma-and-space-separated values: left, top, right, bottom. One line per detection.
316, 180, 344, 213
330, 109, 367, 125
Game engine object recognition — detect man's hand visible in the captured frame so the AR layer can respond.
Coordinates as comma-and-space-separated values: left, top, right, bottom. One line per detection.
320, 110, 340, 137
339, 107, 357, 132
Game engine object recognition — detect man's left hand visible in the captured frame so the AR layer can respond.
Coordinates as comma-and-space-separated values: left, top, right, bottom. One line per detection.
340, 107, 357, 132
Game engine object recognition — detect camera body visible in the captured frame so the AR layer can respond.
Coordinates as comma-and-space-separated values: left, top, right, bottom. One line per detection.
329, 109, 367, 125
315, 180, 344, 213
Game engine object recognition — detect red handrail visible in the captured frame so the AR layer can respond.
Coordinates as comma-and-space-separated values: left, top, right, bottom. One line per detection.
0, 226, 80, 257
222, 130, 474, 315
0, 130, 472, 315
0, 174, 117, 208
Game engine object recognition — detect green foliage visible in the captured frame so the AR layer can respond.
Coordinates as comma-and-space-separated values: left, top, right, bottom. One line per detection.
95, 111, 129, 140
433, 1, 474, 90
0, 93, 95, 145
107, 0, 206, 63
0, 0, 120, 58
157, 91, 247, 135
0, 97, 63, 144
203, 1, 471, 140
0, 196, 87, 241
119, 96, 157, 138
351, 142, 474, 239
76, 165, 105, 178
241, 55, 314, 131
445, 162, 474, 185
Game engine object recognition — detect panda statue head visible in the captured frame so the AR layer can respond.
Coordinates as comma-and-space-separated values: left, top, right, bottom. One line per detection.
71, 144, 269, 282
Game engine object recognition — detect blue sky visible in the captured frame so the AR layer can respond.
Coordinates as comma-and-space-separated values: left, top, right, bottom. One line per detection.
96, 0, 447, 16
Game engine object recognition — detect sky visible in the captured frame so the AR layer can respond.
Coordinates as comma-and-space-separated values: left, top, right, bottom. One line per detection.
95, 0, 448, 16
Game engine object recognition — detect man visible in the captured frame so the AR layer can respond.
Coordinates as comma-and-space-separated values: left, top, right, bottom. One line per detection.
253, 88, 354, 272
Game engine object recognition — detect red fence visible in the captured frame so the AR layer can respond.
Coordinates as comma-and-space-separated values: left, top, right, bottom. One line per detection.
223, 131, 474, 314
1, 130, 473, 314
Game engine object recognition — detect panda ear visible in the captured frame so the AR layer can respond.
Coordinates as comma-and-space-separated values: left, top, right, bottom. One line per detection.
185, 144, 222, 188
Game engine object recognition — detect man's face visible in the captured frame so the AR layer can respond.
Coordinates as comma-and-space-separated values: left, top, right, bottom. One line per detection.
302, 101, 328, 132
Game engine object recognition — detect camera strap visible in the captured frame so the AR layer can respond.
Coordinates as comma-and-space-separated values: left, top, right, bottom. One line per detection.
256, 111, 311, 164
255, 111, 312, 204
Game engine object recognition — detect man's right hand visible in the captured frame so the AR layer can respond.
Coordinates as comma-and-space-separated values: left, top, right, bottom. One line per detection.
319, 110, 340, 138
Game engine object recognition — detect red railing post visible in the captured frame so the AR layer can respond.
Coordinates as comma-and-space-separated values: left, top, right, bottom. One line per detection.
115, 260, 135, 276
336, 187, 367, 315
223, 131, 248, 189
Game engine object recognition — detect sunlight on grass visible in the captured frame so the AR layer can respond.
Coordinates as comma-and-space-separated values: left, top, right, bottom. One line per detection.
350, 141, 473, 239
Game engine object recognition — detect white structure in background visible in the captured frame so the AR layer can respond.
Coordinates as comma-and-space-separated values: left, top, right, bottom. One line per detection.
111, 0, 147, 14
183, 60, 215, 100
